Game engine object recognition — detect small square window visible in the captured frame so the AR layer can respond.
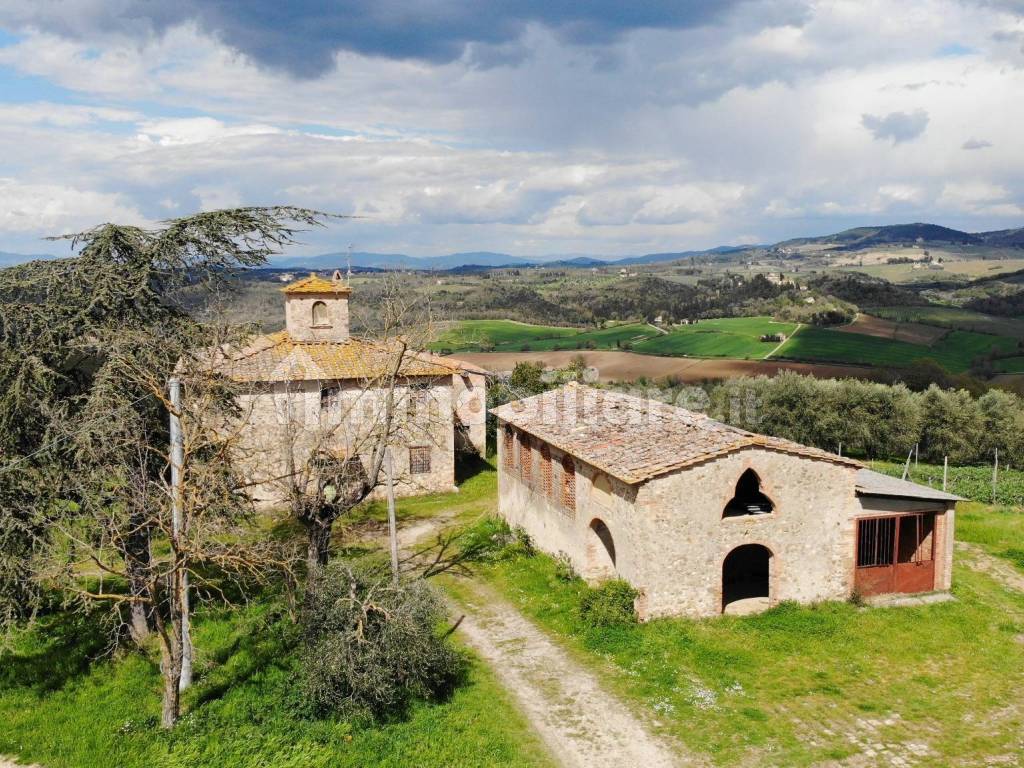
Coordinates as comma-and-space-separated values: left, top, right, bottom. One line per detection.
320, 386, 341, 412
409, 446, 431, 474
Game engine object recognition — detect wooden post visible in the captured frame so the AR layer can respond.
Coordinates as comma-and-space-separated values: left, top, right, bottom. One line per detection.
169, 378, 192, 691
914, 443, 919, 468
992, 448, 999, 505
838, 442, 842, 458
942, 456, 948, 492
386, 449, 399, 584
901, 447, 914, 481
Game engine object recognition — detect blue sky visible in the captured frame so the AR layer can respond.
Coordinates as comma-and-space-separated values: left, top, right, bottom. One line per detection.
0, 0, 1022, 257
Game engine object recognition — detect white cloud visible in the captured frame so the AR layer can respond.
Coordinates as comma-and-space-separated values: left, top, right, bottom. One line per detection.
0, 0, 1022, 254
0, 178, 148, 234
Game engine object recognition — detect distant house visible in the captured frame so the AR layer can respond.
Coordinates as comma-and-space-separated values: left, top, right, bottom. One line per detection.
205, 272, 488, 506
493, 385, 957, 619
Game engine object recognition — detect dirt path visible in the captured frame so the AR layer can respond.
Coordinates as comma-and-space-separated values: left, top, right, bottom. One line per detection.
957, 542, 1024, 593
454, 581, 693, 768
398, 514, 695, 768
1, 758, 41, 768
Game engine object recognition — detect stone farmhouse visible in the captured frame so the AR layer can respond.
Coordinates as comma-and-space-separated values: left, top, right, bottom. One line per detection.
207, 272, 487, 507
493, 383, 958, 619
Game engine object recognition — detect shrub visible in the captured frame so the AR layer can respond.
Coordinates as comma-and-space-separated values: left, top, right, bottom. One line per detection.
578, 579, 638, 627
452, 518, 535, 563
553, 552, 578, 582
300, 561, 462, 719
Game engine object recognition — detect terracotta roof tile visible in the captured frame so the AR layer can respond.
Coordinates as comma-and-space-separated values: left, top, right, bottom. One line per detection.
491, 383, 861, 484
281, 273, 352, 295
208, 331, 461, 382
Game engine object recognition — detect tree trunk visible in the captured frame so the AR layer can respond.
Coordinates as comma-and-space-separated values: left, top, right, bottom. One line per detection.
305, 519, 332, 587
155, 571, 184, 728
160, 633, 182, 729
125, 516, 153, 644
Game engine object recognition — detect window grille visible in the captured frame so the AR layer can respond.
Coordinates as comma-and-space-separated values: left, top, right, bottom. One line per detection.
540, 443, 553, 498
560, 455, 576, 513
409, 446, 431, 475
503, 427, 515, 470
520, 435, 533, 486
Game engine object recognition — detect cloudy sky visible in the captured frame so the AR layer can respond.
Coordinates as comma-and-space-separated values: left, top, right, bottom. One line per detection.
1, 0, 1022, 258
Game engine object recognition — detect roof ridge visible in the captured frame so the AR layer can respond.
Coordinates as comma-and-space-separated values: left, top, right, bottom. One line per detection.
492, 383, 861, 484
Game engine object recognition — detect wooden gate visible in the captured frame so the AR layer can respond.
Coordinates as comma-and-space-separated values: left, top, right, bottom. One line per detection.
855, 513, 936, 596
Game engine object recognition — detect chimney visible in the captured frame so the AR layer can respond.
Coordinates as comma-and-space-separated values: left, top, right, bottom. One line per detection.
281, 271, 352, 342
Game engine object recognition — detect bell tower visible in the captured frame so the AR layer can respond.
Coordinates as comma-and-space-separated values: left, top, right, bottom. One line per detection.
282, 270, 352, 342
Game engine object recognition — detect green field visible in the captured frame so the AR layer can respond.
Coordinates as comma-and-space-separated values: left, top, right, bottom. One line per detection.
778, 326, 1017, 372
870, 306, 1024, 339
994, 355, 1024, 373
434, 315, 1019, 373
431, 319, 580, 351
433, 316, 797, 359
634, 317, 798, 359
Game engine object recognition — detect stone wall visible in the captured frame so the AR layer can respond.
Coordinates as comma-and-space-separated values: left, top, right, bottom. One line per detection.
497, 420, 958, 619
635, 450, 862, 618
234, 376, 455, 508
285, 292, 350, 342
453, 371, 487, 456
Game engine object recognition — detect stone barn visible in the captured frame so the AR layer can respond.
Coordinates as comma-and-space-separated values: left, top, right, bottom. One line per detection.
493, 383, 957, 619
206, 272, 487, 507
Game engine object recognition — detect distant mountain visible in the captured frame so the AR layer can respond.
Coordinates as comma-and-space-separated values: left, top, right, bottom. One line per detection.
272, 250, 533, 270
269, 245, 760, 272
976, 227, 1024, 247
779, 223, 983, 251
0, 250, 55, 267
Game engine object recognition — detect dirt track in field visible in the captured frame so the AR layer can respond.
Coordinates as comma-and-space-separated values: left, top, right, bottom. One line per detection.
451, 350, 872, 382
837, 314, 947, 345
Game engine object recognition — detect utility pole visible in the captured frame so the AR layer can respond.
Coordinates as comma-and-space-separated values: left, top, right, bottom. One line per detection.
901, 447, 914, 481
386, 449, 399, 584
942, 456, 948, 493
169, 378, 192, 691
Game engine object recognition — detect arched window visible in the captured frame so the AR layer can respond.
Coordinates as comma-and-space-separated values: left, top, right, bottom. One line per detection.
520, 434, 533, 486
592, 472, 614, 508
723, 469, 774, 518
539, 443, 553, 498
502, 427, 515, 470
311, 300, 330, 327
560, 455, 576, 514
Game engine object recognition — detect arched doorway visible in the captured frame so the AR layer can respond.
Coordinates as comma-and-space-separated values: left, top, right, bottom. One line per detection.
722, 544, 771, 614
585, 518, 616, 580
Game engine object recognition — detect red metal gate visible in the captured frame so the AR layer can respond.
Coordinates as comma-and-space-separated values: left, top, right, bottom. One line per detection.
855, 513, 936, 596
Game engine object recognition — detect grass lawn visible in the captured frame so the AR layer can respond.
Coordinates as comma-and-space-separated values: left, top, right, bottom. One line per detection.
468, 544, 1024, 766
957, 502, 1024, 573
0, 600, 552, 768
632, 317, 797, 359
0, 461, 551, 768
777, 325, 1017, 372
